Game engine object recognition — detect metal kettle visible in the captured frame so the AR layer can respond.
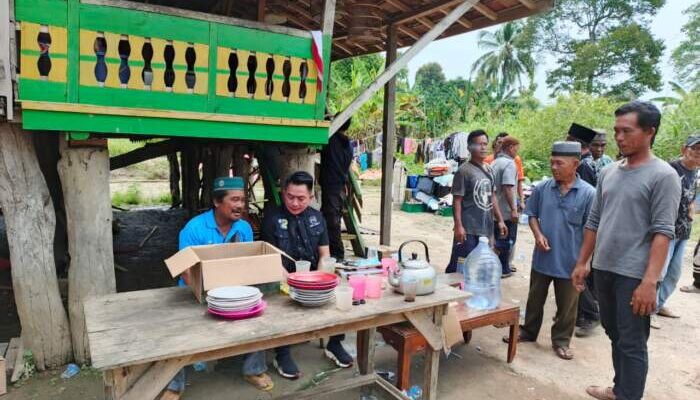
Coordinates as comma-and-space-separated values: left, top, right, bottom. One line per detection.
388, 240, 437, 295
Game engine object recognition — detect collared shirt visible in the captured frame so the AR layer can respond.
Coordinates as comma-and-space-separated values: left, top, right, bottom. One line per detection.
178, 209, 253, 250
486, 154, 525, 181
261, 206, 329, 272
525, 177, 595, 279
577, 152, 597, 187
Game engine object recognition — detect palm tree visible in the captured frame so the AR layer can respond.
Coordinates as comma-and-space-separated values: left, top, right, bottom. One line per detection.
471, 22, 534, 95
651, 81, 689, 108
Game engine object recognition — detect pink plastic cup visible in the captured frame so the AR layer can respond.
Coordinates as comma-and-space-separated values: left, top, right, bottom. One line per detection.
366, 275, 383, 299
348, 275, 367, 301
380, 258, 397, 277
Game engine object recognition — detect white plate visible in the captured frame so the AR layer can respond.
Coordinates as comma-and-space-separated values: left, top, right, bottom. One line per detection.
294, 299, 332, 307
206, 293, 262, 304
289, 288, 336, 296
290, 293, 333, 302
207, 297, 262, 309
208, 301, 261, 312
207, 286, 261, 300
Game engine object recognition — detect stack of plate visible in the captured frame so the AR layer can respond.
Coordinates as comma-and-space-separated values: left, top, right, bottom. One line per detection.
206, 286, 267, 320
287, 271, 339, 307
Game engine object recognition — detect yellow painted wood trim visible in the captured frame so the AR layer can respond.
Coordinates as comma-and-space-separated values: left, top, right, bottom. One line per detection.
20, 100, 331, 128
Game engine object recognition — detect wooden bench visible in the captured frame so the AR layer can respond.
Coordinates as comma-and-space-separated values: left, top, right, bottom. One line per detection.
378, 302, 520, 391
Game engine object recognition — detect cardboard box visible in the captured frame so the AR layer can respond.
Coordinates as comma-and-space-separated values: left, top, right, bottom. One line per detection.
165, 241, 286, 303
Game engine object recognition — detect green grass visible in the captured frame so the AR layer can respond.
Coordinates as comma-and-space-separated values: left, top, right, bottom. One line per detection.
394, 153, 424, 176
108, 139, 142, 156
112, 184, 171, 207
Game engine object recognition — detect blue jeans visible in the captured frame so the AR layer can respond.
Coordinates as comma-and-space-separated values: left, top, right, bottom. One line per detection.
595, 270, 650, 400
657, 239, 686, 310
446, 234, 480, 273
166, 351, 267, 393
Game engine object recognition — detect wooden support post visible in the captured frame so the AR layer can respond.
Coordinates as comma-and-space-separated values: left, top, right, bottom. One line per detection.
330, 0, 480, 136
167, 153, 181, 208
423, 305, 447, 400
356, 328, 376, 375
0, 123, 72, 369
380, 24, 397, 246
58, 136, 116, 364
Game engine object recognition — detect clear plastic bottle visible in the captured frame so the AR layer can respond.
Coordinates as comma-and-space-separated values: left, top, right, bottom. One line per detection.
461, 236, 501, 310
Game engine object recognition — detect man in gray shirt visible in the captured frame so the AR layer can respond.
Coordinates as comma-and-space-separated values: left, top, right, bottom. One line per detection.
446, 130, 507, 273
492, 136, 520, 276
572, 101, 681, 400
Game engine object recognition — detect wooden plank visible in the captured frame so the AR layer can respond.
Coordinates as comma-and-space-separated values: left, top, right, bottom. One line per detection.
20, 101, 331, 128
423, 305, 447, 400
388, 0, 466, 25
120, 357, 189, 400
0, 357, 5, 396
85, 285, 467, 370
330, 0, 480, 136
376, 375, 411, 399
404, 309, 445, 351
82, 0, 312, 39
518, 0, 537, 9
10, 338, 24, 383
356, 328, 376, 375
473, 3, 498, 21
380, 23, 397, 246
277, 374, 376, 400
4, 338, 20, 379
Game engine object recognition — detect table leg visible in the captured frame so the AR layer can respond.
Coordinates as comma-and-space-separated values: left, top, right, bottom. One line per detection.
507, 322, 518, 363
396, 344, 412, 391
422, 305, 447, 400
357, 328, 376, 375
104, 357, 190, 400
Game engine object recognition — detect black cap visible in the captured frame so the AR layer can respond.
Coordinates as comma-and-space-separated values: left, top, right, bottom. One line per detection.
568, 123, 597, 145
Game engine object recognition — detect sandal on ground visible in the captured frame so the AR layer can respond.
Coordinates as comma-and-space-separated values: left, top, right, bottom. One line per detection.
585, 386, 616, 400
502, 333, 535, 344
243, 373, 274, 391
657, 306, 680, 318
552, 345, 574, 360
159, 389, 182, 400
679, 284, 700, 293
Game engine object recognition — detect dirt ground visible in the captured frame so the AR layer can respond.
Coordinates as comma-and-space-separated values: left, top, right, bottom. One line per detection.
4, 186, 700, 400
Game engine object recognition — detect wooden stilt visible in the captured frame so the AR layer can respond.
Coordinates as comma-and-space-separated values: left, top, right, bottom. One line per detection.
167, 153, 181, 208
0, 122, 72, 369
58, 136, 116, 364
380, 23, 397, 246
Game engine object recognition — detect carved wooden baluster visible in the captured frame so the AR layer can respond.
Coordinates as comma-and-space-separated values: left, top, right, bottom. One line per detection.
185, 43, 196, 93
299, 60, 308, 100
265, 55, 274, 99
282, 57, 291, 102
37, 25, 51, 80
246, 51, 257, 99
163, 40, 175, 92
227, 49, 238, 97
118, 34, 131, 88
94, 32, 108, 87
141, 38, 154, 90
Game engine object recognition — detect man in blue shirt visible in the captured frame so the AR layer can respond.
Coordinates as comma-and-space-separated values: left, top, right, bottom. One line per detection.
164, 176, 273, 399
505, 142, 595, 361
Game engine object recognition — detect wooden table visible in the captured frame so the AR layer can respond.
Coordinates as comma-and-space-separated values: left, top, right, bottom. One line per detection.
84, 283, 467, 400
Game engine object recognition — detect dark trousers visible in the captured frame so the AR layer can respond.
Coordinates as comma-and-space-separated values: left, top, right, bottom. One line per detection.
446, 234, 480, 273
577, 268, 600, 324
693, 240, 700, 288
595, 270, 650, 400
276, 334, 345, 359
321, 187, 345, 260
521, 269, 579, 347
494, 220, 517, 275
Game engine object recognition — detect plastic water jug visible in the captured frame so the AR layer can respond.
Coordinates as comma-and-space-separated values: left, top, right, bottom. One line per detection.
461, 236, 501, 310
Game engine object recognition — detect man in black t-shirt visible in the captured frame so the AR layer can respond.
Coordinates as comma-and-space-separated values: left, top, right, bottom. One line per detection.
659, 135, 700, 313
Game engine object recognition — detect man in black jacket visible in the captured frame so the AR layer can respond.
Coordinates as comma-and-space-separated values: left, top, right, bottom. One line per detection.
320, 117, 353, 260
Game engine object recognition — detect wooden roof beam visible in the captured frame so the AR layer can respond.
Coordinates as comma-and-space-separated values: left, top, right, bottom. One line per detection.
518, 0, 537, 10
334, 42, 354, 56
439, 9, 472, 28
473, 3, 497, 21
388, 0, 466, 25
384, 0, 435, 30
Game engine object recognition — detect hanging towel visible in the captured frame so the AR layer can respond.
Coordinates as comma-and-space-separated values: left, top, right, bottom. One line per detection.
311, 31, 324, 92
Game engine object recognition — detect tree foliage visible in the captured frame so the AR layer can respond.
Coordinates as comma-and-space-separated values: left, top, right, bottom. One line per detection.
672, 3, 700, 89
530, 0, 665, 97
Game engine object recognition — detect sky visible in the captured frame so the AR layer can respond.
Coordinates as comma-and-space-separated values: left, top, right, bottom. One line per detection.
404, 0, 692, 102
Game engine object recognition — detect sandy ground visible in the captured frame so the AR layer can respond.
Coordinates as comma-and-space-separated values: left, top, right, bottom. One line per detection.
4, 186, 700, 400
